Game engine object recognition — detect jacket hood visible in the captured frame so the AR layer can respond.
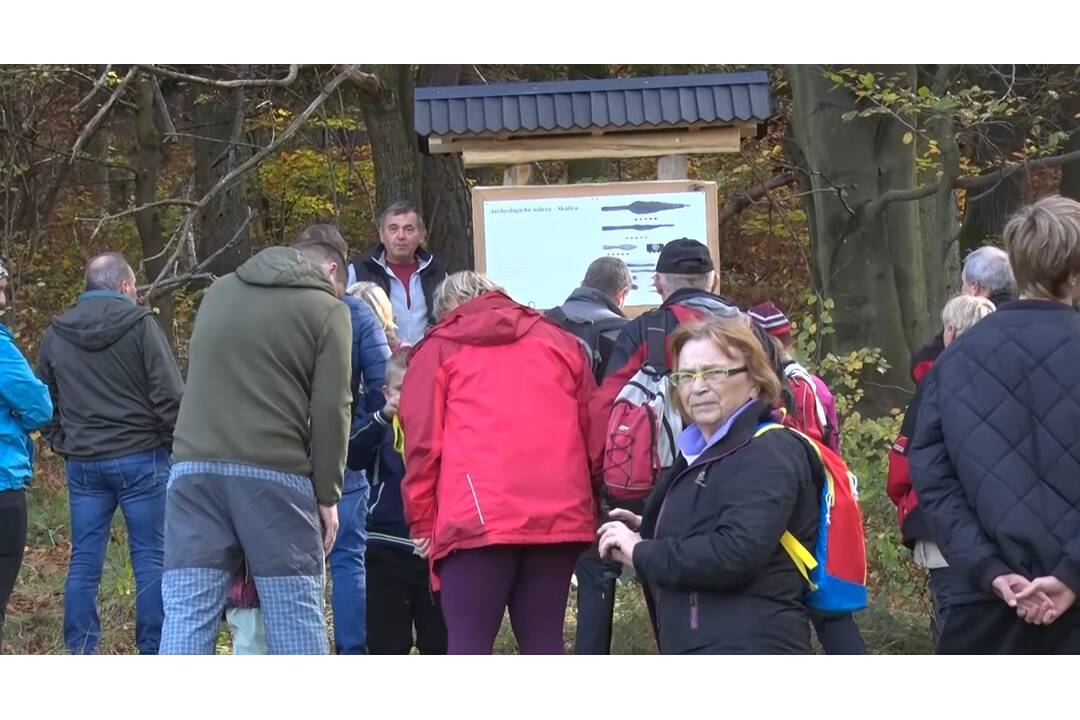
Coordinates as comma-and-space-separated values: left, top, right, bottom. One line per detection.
563, 286, 627, 318
51, 292, 151, 351
425, 291, 542, 346
235, 246, 337, 295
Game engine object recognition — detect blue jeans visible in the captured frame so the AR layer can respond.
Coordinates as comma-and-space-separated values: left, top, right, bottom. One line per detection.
329, 470, 369, 654
65, 447, 169, 654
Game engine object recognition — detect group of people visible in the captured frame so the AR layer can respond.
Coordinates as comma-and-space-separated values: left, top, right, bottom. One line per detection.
890, 196, 1080, 653
1, 193, 1080, 655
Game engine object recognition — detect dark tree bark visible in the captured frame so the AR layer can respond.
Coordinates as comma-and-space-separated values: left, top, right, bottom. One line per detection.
359, 65, 421, 213
417, 64, 473, 271
190, 75, 250, 273
132, 74, 173, 338
788, 65, 929, 411
956, 120, 1026, 256
1061, 93, 1080, 202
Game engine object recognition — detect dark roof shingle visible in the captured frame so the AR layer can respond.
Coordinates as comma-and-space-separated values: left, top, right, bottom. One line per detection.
415, 71, 771, 137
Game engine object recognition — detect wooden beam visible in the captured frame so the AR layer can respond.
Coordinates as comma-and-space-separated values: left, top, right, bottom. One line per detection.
434, 127, 741, 166
503, 163, 534, 185
657, 154, 688, 180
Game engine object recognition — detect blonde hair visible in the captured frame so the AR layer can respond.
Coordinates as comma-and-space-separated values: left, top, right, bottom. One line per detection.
941, 294, 995, 337
384, 346, 410, 387
347, 281, 398, 346
433, 271, 502, 319
668, 318, 781, 417
1004, 195, 1080, 299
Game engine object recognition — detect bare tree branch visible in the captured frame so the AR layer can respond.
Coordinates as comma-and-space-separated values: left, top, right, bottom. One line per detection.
77, 199, 200, 239
333, 65, 381, 95
140, 208, 253, 298
71, 64, 112, 112
870, 147, 1080, 216
151, 75, 177, 140
71, 66, 139, 162
137, 64, 300, 88
717, 171, 795, 226
143, 66, 359, 303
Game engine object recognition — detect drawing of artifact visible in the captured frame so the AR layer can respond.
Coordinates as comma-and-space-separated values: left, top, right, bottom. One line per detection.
601, 223, 675, 231
602, 244, 637, 251
600, 201, 689, 214
646, 243, 666, 253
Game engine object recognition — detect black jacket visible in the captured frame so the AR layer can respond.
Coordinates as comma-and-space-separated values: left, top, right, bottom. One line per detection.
349, 245, 447, 327
632, 399, 820, 654
909, 300, 1080, 604
604, 288, 742, 378
909, 289, 1015, 383
550, 286, 628, 381
37, 291, 184, 459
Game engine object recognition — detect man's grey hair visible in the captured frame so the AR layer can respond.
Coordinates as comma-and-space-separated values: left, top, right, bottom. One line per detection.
85, 252, 134, 292
582, 256, 632, 300
962, 245, 1015, 295
656, 271, 715, 296
378, 201, 426, 235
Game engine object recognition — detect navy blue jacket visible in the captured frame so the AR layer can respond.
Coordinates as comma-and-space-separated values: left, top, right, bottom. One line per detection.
348, 407, 413, 552
910, 300, 1080, 604
343, 296, 390, 494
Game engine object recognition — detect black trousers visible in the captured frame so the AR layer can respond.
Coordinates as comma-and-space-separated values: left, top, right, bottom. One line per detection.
938, 599, 1080, 654
0, 489, 28, 652
810, 611, 867, 654
573, 542, 621, 654
366, 544, 447, 655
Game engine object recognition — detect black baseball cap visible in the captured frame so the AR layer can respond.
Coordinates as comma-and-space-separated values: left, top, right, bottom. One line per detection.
655, 238, 713, 274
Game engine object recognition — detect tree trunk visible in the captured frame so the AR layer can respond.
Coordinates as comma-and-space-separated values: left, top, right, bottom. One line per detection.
82, 132, 111, 206
417, 65, 473, 271
919, 66, 962, 331
191, 80, 250, 273
788, 65, 928, 411
956, 120, 1026, 256
359, 65, 421, 213
1061, 94, 1080, 201
133, 74, 174, 340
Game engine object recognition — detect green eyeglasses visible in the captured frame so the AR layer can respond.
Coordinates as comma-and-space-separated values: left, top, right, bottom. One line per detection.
669, 366, 748, 387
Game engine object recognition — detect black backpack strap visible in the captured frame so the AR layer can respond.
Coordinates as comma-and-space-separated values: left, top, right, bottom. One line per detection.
546, 306, 570, 326
644, 311, 669, 374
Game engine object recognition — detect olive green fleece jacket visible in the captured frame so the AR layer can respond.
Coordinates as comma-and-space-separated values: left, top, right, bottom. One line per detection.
172, 247, 352, 504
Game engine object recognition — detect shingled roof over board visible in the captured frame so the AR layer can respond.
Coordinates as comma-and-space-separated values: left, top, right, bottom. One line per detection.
414, 71, 772, 138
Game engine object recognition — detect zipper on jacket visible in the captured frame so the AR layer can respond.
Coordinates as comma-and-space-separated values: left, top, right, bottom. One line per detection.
689, 592, 699, 630
465, 473, 485, 526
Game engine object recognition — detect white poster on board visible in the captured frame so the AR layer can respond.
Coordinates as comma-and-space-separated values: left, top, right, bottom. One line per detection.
483, 190, 709, 310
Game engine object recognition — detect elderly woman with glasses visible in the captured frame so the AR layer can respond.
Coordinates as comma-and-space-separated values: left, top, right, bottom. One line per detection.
598, 317, 820, 654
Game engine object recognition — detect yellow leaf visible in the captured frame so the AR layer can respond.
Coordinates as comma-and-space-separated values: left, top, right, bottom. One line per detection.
902, 132, 914, 145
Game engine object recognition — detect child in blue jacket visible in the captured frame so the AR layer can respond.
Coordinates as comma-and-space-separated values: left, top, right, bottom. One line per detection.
349, 348, 446, 654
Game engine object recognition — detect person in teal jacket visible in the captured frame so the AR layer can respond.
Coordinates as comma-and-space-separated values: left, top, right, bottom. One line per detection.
0, 257, 53, 651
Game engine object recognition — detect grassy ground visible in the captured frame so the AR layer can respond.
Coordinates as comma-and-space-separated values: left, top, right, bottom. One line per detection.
5, 451, 933, 655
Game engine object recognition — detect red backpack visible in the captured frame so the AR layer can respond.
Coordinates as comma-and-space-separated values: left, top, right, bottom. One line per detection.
781, 361, 837, 451
601, 309, 701, 502
755, 422, 868, 614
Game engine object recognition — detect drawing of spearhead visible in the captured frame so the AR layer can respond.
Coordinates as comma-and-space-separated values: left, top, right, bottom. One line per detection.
601, 223, 675, 231
600, 201, 689, 214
